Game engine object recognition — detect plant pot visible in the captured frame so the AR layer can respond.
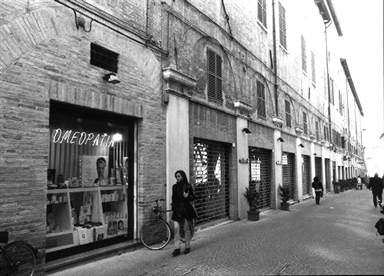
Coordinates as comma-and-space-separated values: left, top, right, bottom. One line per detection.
334, 189, 340, 194
247, 210, 260, 221
280, 202, 290, 211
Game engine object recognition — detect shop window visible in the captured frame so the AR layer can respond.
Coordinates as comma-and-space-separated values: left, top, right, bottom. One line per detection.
46, 101, 134, 258
90, 43, 119, 73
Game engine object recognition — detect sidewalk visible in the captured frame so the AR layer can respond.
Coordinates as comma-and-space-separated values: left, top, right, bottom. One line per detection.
47, 189, 384, 275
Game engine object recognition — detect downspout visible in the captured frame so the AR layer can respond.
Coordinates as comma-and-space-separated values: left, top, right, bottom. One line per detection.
325, 19, 332, 146
272, 0, 278, 116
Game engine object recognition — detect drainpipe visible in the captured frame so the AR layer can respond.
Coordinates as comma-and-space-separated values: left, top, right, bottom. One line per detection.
272, 0, 278, 116
325, 20, 332, 147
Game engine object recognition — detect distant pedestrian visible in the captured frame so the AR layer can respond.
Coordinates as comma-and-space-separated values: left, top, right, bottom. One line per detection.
312, 176, 324, 205
368, 173, 383, 207
356, 175, 362, 190
171, 170, 197, 256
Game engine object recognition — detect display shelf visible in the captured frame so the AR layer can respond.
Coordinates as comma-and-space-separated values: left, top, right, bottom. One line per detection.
68, 187, 99, 193
48, 189, 69, 194
46, 183, 128, 253
46, 230, 73, 238
100, 185, 125, 191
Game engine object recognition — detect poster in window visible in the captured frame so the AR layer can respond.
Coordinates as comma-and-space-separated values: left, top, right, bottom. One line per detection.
80, 155, 109, 187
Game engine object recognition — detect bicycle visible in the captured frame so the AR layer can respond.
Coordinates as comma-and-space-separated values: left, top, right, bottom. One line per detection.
0, 231, 37, 276
140, 199, 194, 250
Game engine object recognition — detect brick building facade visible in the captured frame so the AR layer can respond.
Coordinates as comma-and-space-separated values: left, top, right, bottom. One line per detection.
0, 0, 365, 273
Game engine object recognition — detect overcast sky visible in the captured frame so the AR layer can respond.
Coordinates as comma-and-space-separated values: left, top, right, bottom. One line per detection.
333, 0, 384, 174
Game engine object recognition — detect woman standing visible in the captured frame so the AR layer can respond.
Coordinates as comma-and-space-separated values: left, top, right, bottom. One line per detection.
171, 170, 197, 256
312, 176, 324, 205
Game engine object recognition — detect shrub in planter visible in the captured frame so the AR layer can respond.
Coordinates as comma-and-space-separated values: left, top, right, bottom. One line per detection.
333, 181, 340, 193
243, 187, 260, 221
278, 184, 291, 211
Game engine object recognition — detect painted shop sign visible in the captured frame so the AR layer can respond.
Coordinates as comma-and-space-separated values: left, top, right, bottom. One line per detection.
51, 128, 116, 147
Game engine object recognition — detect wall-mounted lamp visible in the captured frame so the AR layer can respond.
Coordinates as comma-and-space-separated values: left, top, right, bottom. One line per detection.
298, 144, 304, 148
74, 11, 93, 32
277, 137, 285, 142
103, 73, 121, 84
242, 127, 252, 134
313, 153, 317, 156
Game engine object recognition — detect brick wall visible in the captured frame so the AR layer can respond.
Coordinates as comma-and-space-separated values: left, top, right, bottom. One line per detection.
0, 2, 166, 270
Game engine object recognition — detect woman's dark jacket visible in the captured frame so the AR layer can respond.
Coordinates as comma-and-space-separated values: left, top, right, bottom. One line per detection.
171, 181, 197, 223
312, 181, 323, 191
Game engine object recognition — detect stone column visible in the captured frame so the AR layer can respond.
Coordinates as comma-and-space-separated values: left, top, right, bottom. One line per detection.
272, 117, 284, 209
163, 67, 196, 220
295, 127, 304, 202
234, 101, 252, 220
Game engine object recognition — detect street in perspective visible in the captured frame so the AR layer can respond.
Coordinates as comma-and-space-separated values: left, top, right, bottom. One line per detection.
48, 189, 384, 276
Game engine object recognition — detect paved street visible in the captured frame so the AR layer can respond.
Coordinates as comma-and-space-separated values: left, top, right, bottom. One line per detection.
48, 189, 384, 275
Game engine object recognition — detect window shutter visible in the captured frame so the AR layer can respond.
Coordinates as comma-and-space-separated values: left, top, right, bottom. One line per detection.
207, 49, 222, 102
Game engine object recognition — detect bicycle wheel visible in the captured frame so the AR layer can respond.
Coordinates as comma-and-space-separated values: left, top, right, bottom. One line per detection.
3, 241, 36, 276
140, 219, 171, 250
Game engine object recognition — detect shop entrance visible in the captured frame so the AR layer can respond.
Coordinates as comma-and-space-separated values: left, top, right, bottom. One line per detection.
302, 155, 311, 196
192, 138, 230, 226
282, 152, 295, 201
249, 147, 272, 209
46, 101, 135, 261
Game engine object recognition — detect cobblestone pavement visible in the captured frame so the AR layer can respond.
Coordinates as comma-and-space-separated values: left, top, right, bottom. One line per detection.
49, 189, 384, 275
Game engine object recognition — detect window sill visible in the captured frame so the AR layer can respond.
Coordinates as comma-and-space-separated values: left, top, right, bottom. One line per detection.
257, 21, 268, 34
279, 44, 288, 54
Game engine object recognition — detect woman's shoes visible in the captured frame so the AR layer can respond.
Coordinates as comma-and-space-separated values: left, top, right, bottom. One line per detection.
172, 249, 180, 257
172, 248, 190, 256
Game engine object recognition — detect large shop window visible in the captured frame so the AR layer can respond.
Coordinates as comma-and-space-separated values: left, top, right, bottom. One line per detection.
46, 101, 135, 261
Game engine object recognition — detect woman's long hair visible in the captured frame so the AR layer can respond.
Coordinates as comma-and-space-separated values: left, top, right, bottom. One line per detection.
175, 170, 189, 185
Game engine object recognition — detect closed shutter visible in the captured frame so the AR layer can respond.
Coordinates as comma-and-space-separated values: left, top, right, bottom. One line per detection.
193, 138, 230, 225
207, 49, 222, 102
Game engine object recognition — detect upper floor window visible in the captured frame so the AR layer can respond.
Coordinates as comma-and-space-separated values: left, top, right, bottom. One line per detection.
330, 78, 335, 104
285, 100, 291, 127
257, 81, 266, 117
339, 90, 343, 115
279, 2, 287, 49
311, 51, 316, 85
301, 35, 307, 73
315, 120, 320, 140
303, 112, 308, 134
207, 49, 222, 102
324, 125, 329, 141
258, 0, 267, 28
90, 43, 119, 73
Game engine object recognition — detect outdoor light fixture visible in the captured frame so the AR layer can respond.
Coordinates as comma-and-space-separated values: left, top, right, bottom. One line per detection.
298, 144, 304, 148
242, 127, 252, 134
277, 137, 285, 142
314, 153, 317, 156
103, 73, 120, 84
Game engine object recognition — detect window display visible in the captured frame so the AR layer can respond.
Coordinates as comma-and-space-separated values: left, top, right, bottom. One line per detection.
47, 101, 134, 253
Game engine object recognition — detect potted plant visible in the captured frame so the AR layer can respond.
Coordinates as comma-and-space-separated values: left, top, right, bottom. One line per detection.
339, 180, 345, 192
333, 181, 340, 194
279, 184, 291, 211
243, 187, 260, 221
